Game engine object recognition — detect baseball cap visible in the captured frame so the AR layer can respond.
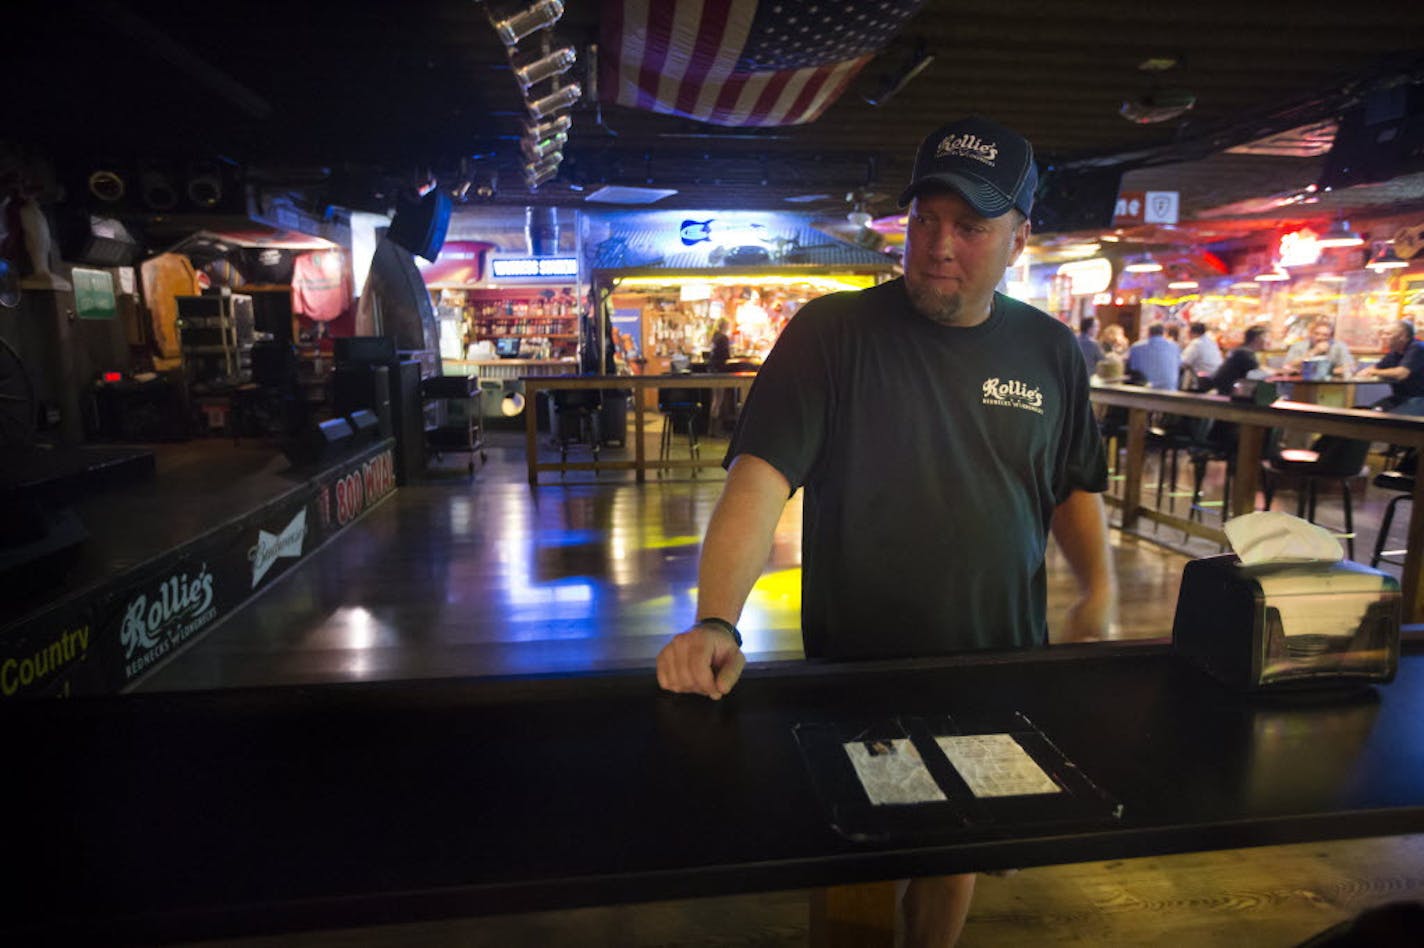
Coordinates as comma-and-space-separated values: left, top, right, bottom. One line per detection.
899, 116, 1038, 218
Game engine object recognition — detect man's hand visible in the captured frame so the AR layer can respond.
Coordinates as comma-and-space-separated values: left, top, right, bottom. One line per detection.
656, 623, 747, 700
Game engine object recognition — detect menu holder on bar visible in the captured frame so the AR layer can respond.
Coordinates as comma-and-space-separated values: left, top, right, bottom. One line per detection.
793, 711, 1121, 842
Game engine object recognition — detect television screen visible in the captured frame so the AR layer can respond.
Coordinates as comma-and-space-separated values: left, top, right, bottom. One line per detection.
495, 338, 521, 359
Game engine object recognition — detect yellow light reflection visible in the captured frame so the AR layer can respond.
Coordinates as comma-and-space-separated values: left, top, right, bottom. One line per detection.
614, 274, 877, 292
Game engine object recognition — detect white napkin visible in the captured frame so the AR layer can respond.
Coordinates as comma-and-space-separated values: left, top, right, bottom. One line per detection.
1223, 511, 1344, 566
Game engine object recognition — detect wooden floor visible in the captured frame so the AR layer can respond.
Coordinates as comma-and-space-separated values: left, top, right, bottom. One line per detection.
140, 427, 1423, 947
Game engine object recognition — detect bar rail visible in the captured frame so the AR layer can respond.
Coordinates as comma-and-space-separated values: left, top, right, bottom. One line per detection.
1089, 384, 1424, 620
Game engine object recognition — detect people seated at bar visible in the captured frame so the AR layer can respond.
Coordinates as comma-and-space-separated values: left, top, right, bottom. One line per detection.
1126, 323, 1181, 390
1096, 324, 1128, 381
1076, 316, 1105, 376
1359, 320, 1424, 415
1180, 321, 1223, 386
1281, 318, 1356, 377
1210, 325, 1271, 395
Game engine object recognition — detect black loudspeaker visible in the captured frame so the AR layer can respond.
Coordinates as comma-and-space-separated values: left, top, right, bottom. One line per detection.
388, 190, 452, 262
280, 417, 354, 468
332, 364, 393, 439
346, 409, 380, 444
1031, 165, 1124, 235
335, 335, 397, 366
1319, 86, 1424, 191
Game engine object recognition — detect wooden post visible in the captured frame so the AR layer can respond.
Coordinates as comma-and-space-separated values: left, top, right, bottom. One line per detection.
1231, 424, 1264, 519
524, 379, 541, 485
1121, 408, 1147, 530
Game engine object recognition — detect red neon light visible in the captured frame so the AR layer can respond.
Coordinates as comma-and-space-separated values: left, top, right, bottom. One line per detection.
101, 371, 123, 383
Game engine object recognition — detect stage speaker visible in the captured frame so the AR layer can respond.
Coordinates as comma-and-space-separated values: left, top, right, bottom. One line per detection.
388, 189, 452, 262
280, 417, 354, 469
346, 409, 380, 444
335, 335, 397, 366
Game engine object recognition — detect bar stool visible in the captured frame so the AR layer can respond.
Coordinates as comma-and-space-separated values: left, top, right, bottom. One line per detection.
657, 386, 703, 476
550, 388, 604, 475
1261, 435, 1371, 560
1370, 449, 1415, 569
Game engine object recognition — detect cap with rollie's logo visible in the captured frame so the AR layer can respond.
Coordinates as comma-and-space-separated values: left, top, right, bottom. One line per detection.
899, 116, 1038, 218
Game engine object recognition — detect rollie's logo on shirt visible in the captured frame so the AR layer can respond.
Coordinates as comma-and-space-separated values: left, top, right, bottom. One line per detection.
982, 377, 1044, 414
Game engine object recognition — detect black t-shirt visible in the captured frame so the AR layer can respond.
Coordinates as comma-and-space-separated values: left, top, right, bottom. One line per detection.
1376, 342, 1424, 400
725, 278, 1107, 660
1210, 347, 1260, 395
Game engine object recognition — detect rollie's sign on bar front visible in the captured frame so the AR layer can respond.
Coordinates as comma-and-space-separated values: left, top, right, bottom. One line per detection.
0, 442, 396, 700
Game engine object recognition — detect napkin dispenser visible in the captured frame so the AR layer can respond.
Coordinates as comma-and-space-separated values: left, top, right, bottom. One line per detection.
1172, 554, 1399, 691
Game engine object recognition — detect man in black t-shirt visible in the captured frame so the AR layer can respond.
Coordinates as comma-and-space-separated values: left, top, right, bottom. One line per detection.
1210, 325, 1270, 395
656, 117, 1114, 947
1360, 320, 1424, 414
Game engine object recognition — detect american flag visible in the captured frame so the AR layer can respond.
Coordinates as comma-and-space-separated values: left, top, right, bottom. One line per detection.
600, 0, 927, 127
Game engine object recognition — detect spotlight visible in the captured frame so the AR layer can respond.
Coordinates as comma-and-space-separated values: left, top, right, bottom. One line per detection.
186, 162, 224, 208
525, 115, 572, 141
87, 170, 126, 203
141, 170, 179, 210
846, 209, 873, 229
521, 130, 567, 162
489, 0, 564, 47
525, 82, 581, 119
513, 46, 577, 91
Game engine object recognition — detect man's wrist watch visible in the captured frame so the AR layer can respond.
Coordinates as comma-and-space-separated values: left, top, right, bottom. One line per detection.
696, 616, 742, 647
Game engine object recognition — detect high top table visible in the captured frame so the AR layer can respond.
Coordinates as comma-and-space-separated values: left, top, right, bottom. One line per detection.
521, 373, 757, 483
5, 643, 1423, 944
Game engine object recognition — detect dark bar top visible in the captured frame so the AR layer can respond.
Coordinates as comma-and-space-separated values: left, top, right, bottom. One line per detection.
6, 644, 1424, 944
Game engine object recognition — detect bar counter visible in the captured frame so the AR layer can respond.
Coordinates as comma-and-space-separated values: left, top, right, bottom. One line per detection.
6, 643, 1424, 943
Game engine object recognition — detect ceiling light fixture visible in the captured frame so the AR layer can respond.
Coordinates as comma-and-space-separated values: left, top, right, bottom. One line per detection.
1254, 266, 1290, 282
1367, 244, 1408, 271
525, 82, 581, 118
1316, 219, 1364, 248
1120, 89, 1196, 125
1167, 280, 1199, 290
490, 0, 565, 47
1123, 255, 1163, 273
513, 46, 577, 91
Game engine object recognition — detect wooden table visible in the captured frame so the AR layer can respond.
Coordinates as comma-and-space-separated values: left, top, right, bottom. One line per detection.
521, 373, 757, 484
6, 644, 1422, 943
1090, 384, 1424, 620
1269, 374, 1360, 408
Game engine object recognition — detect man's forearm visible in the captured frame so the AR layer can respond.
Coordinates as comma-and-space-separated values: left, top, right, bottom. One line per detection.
1050, 489, 1116, 604
696, 454, 792, 623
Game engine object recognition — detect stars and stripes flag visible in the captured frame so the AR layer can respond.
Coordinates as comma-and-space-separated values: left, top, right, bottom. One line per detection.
600, 0, 928, 127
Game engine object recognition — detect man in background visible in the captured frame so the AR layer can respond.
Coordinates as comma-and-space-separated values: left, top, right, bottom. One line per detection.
1126, 323, 1181, 389
1180, 321, 1223, 388
1282, 318, 1356, 378
1077, 316, 1105, 376
1210, 325, 1271, 395
1360, 320, 1424, 414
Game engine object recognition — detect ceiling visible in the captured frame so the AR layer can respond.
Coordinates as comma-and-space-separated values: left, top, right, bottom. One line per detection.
13, 1, 1424, 237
